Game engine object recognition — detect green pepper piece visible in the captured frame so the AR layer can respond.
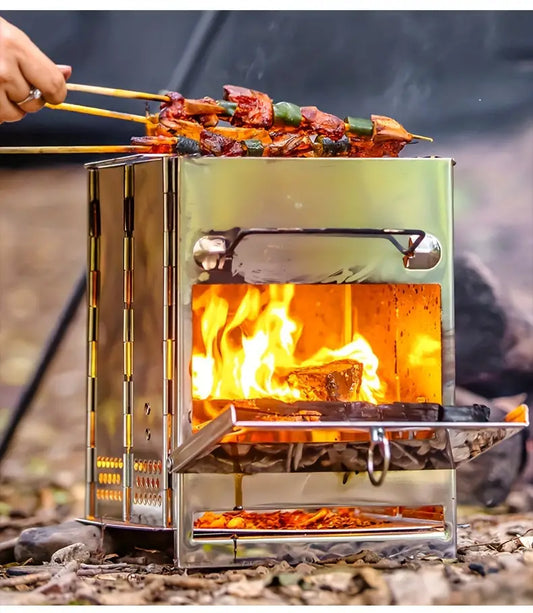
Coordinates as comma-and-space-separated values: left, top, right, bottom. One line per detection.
216, 100, 237, 116
244, 139, 264, 157
344, 116, 373, 136
175, 136, 201, 155
273, 101, 302, 127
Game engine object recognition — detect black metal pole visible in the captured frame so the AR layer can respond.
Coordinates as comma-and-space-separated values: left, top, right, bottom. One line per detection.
165, 11, 229, 93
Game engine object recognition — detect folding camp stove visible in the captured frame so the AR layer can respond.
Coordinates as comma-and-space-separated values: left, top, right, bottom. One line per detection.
84, 156, 528, 568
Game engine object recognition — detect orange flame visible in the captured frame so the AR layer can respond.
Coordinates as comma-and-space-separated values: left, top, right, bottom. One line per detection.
192, 284, 385, 403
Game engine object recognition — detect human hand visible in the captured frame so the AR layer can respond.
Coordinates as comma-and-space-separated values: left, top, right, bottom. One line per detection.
0, 17, 72, 123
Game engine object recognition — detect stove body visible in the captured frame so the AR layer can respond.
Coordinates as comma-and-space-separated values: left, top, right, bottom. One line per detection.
85, 156, 526, 568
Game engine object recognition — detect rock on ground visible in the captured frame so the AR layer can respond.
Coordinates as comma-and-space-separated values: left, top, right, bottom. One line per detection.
15, 521, 102, 564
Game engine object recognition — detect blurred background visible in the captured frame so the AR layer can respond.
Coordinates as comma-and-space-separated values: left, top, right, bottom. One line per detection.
0, 10, 532, 520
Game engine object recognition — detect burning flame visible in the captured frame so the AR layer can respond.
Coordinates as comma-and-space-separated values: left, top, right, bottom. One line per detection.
192, 284, 384, 403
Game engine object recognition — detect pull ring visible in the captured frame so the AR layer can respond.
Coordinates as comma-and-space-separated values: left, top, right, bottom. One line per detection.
367, 427, 390, 486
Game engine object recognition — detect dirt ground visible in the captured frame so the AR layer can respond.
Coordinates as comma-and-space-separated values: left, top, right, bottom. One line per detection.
0, 165, 87, 513
1, 510, 533, 606
0, 127, 532, 605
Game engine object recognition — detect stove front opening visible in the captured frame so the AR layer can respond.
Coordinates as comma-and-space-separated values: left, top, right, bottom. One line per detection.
188, 283, 446, 541
191, 283, 442, 430
192, 504, 446, 539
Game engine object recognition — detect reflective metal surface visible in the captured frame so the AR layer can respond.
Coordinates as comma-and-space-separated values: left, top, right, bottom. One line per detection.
91, 163, 125, 521
84, 155, 528, 568
403, 233, 442, 270
86, 156, 175, 526
168, 403, 529, 475
179, 157, 456, 405
176, 469, 457, 567
192, 227, 428, 272
127, 159, 165, 525
368, 427, 390, 486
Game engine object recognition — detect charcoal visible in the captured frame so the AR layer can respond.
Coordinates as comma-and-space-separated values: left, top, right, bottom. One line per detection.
440, 404, 490, 422
287, 359, 363, 402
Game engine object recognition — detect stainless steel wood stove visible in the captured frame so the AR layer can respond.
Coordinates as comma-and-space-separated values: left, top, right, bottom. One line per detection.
84, 156, 528, 568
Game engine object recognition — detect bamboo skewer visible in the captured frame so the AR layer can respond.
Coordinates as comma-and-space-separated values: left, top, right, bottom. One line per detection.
67, 82, 170, 103
0, 146, 153, 154
45, 102, 152, 124
52, 84, 435, 144
3, 83, 435, 157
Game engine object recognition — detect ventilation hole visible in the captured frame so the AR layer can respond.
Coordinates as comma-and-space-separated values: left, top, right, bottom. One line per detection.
145, 429, 151, 441
144, 402, 151, 415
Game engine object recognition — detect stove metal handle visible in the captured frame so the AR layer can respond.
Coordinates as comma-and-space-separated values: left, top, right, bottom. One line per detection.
193, 227, 426, 271
367, 427, 390, 487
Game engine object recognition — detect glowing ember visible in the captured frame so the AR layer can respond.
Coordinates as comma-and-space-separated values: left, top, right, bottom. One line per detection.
192, 284, 384, 403
194, 507, 388, 531
194, 505, 444, 532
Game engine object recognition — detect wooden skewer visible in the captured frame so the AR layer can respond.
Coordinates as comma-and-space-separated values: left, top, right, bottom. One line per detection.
0, 146, 153, 154
411, 134, 433, 142
45, 102, 152, 124
63, 83, 433, 147
67, 82, 170, 103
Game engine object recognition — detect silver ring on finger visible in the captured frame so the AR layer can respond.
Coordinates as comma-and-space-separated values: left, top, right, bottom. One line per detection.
16, 88, 42, 106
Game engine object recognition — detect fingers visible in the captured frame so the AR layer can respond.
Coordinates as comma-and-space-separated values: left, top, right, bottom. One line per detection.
56, 65, 72, 80
10, 63, 72, 114
5, 19, 70, 105
0, 91, 25, 123
0, 18, 71, 123
16, 90, 46, 114
19, 60, 67, 106
2, 68, 44, 113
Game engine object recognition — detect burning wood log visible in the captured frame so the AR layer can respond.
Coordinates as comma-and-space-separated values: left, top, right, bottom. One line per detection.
287, 359, 363, 402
